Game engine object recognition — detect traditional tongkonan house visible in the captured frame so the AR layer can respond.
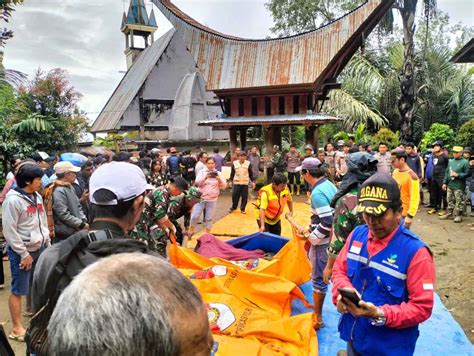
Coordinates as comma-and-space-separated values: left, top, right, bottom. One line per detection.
153, 0, 394, 152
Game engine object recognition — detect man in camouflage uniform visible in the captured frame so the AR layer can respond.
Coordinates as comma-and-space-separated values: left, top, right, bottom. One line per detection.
131, 177, 192, 256
323, 152, 378, 283
440, 146, 470, 223
271, 145, 285, 174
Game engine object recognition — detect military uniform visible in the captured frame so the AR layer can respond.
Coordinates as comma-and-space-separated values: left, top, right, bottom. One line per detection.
271, 151, 284, 173
328, 188, 363, 259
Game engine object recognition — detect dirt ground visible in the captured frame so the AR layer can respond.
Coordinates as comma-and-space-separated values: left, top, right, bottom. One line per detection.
0, 191, 472, 354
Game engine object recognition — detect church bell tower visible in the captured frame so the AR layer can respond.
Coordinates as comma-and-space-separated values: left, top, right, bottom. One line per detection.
121, 0, 158, 69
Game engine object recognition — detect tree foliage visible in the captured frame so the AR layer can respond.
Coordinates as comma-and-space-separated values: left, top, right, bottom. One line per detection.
419, 123, 455, 152
10, 69, 89, 153
265, 0, 365, 36
265, 0, 474, 144
456, 119, 474, 148
371, 128, 399, 149
0, 0, 23, 47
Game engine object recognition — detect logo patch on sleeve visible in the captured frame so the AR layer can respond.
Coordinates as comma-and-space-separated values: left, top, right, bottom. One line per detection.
422, 279, 434, 290
349, 241, 362, 254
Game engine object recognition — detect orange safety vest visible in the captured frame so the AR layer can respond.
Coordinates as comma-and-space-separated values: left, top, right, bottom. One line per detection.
254, 184, 290, 224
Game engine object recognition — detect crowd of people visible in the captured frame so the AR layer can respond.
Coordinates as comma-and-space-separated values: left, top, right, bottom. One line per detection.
0, 137, 472, 355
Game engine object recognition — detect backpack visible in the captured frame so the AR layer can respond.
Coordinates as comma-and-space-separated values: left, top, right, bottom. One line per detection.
25, 229, 113, 355
168, 155, 181, 175
181, 156, 197, 176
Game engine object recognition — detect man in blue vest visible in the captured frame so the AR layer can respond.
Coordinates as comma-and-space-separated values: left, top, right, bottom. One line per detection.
332, 173, 435, 356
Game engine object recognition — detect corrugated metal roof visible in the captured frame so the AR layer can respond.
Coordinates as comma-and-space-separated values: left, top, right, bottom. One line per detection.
197, 113, 342, 127
153, 0, 387, 91
450, 38, 474, 63
91, 29, 176, 132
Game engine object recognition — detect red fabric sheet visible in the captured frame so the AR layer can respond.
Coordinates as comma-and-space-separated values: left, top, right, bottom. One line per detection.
195, 234, 265, 260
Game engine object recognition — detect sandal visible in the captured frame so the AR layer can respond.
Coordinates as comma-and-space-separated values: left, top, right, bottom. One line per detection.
314, 321, 326, 330
8, 333, 25, 342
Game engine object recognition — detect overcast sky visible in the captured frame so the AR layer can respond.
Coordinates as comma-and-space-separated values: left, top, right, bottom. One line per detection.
3, 0, 473, 123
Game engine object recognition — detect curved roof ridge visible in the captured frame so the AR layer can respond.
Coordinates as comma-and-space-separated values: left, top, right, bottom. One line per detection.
155, 0, 375, 43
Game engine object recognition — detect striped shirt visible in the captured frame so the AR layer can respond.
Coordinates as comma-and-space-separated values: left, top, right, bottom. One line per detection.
309, 178, 337, 245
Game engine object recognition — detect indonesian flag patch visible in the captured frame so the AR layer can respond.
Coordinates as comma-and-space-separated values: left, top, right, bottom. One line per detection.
349, 241, 363, 255
423, 279, 434, 290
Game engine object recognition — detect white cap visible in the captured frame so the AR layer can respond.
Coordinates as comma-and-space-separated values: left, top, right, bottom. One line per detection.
54, 161, 81, 174
89, 162, 153, 206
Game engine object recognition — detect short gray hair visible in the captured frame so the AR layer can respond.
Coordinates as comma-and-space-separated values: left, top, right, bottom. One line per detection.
48, 253, 205, 356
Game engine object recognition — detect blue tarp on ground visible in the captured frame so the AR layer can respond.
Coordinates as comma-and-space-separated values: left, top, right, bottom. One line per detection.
227, 234, 473, 355
292, 282, 474, 355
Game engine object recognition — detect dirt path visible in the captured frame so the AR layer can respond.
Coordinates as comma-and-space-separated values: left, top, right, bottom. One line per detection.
1, 192, 472, 354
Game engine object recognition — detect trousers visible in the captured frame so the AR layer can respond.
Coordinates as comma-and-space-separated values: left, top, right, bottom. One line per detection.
190, 200, 217, 230
447, 188, 465, 215
232, 184, 249, 211
431, 178, 446, 210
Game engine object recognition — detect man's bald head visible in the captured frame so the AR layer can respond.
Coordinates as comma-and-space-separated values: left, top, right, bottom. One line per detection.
48, 253, 212, 356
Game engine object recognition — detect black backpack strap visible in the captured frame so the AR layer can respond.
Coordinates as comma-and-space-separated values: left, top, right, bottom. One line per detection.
87, 229, 113, 243
45, 230, 113, 302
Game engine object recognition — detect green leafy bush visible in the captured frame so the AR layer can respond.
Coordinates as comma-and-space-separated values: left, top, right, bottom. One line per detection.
420, 123, 455, 152
456, 119, 474, 148
371, 128, 399, 149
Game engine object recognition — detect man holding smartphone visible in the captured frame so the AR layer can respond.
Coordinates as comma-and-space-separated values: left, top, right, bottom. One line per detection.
332, 173, 435, 355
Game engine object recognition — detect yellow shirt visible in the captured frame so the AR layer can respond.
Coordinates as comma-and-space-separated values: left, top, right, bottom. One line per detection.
254, 184, 292, 225
392, 168, 420, 217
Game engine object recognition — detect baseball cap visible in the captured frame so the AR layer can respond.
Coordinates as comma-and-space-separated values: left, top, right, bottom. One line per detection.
305, 144, 314, 151
54, 161, 81, 174
295, 157, 322, 172
452, 146, 463, 153
463, 147, 472, 154
169, 176, 189, 192
89, 162, 153, 206
390, 147, 407, 158
432, 141, 444, 148
357, 173, 400, 216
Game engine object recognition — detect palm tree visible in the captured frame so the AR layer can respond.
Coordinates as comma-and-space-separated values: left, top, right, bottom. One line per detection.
323, 54, 388, 130
0, 51, 26, 88
394, 0, 437, 141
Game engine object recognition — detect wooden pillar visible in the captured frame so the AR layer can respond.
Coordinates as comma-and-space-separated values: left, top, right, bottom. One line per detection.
270, 96, 279, 115
239, 128, 247, 150
264, 126, 282, 154
305, 126, 319, 150
299, 94, 308, 114
230, 97, 239, 117
313, 126, 319, 150
274, 127, 282, 148
257, 97, 265, 116
243, 98, 252, 116
229, 128, 238, 153
284, 95, 294, 115
264, 127, 273, 155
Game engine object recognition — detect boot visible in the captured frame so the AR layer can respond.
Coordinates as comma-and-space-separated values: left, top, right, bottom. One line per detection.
296, 185, 301, 196
439, 210, 453, 220
290, 184, 295, 195
313, 292, 326, 330
453, 209, 462, 223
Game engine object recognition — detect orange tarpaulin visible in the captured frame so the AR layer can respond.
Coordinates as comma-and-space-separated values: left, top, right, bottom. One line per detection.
204, 294, 317, 355
170, 238, 311, 286
170, 213, 317, 355
180, 265, 310, 317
